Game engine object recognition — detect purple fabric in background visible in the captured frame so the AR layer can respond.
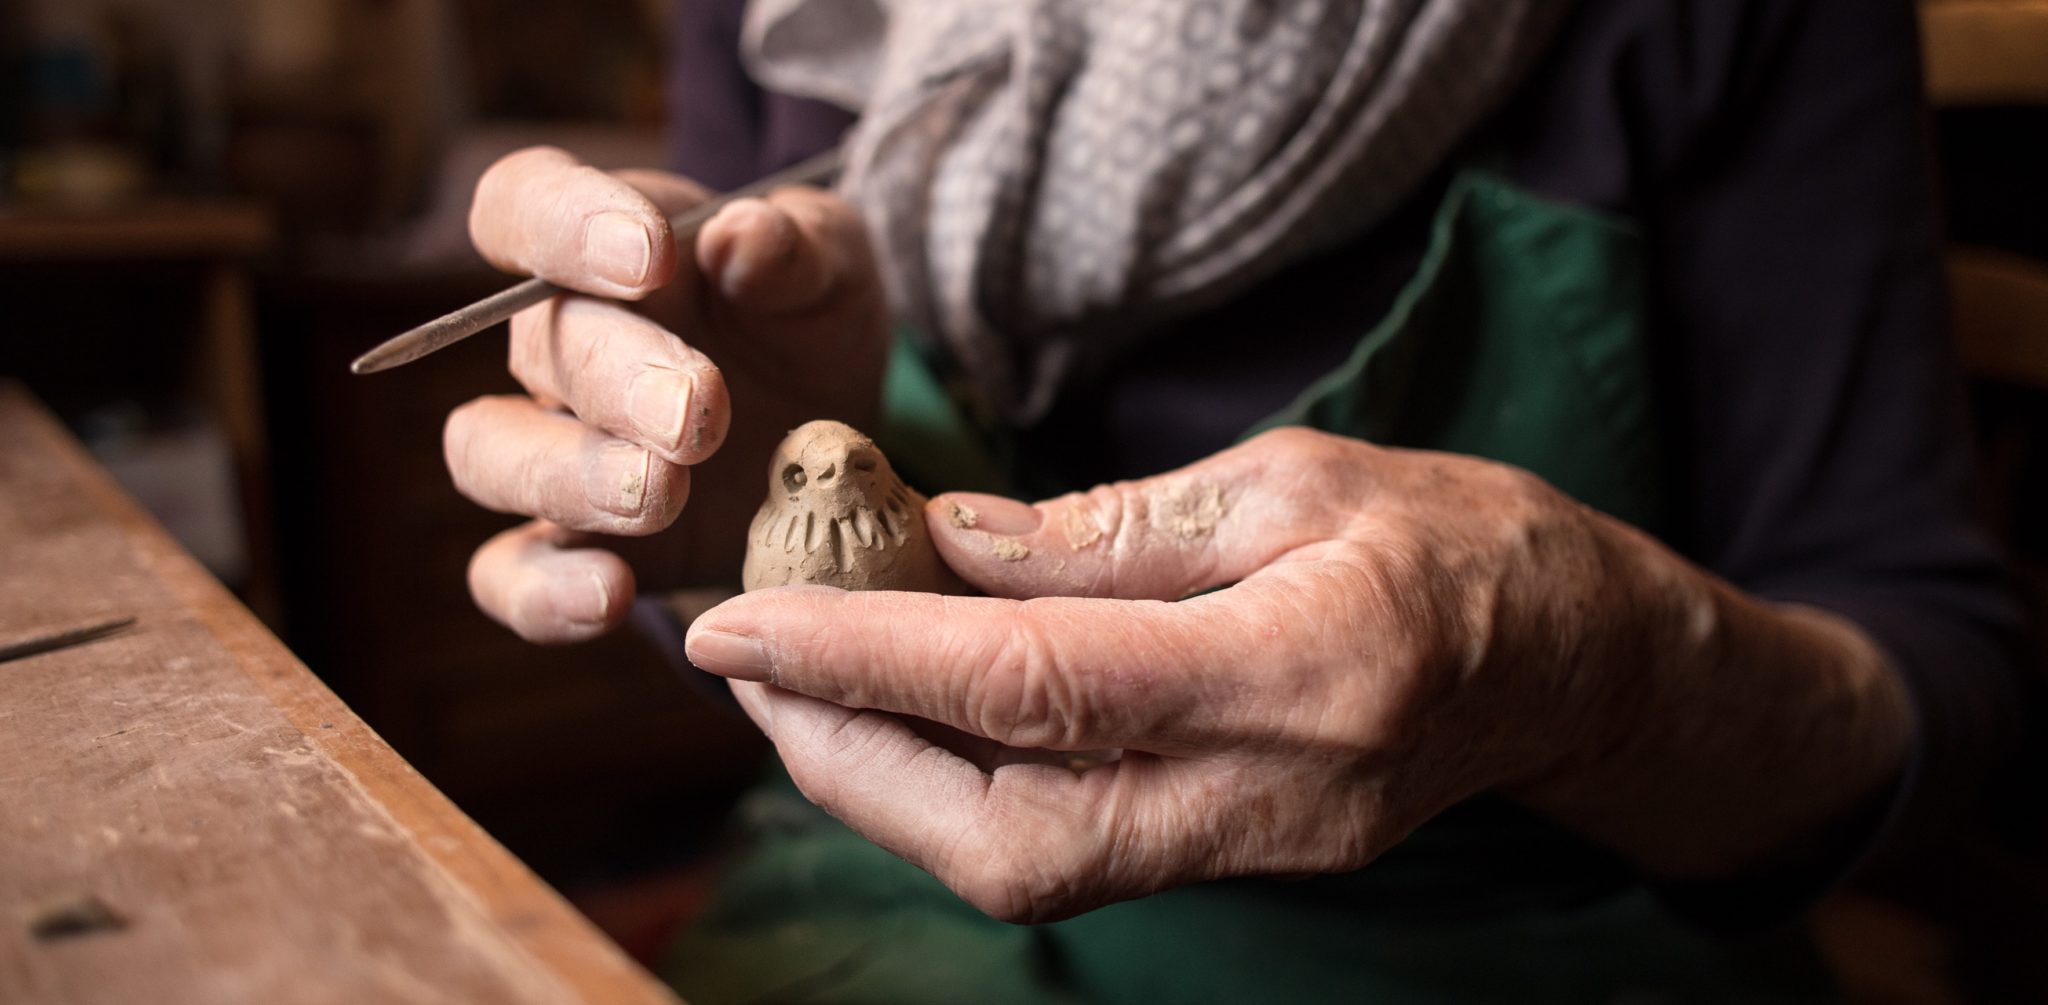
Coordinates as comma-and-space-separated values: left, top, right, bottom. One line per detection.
665, 0, 853, 191
664, 0, 2030, 929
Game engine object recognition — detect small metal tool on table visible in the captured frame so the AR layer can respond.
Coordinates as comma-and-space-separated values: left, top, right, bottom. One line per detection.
0, 616, 136, 665
349, 147, 845, 375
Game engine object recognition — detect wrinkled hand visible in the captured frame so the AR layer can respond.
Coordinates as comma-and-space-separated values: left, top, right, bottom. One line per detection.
685, 427, 1910, 923
681, 428, 1637, 921
444, 147, 888, 642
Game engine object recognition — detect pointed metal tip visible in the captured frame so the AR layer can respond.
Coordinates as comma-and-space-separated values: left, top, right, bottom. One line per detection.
348, 351, 388, 375
348, 341, 407, 375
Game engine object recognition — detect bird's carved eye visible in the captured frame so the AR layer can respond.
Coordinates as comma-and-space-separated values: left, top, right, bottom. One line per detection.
782, 464, 808, 493
851, 454, 878, 473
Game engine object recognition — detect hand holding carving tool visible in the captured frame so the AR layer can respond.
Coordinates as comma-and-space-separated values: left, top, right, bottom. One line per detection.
349, 147, 845, 375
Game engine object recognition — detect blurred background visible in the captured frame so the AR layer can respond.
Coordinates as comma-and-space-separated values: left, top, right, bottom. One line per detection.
0, 0, 2043, 998
0, 0, 756, 964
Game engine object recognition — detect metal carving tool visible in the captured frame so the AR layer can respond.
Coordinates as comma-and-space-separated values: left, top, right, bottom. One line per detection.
350, 147, 845, 375
0, 616, 137, 665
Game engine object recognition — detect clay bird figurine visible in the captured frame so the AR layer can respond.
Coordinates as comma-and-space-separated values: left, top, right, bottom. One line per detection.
741, 420, 970, 595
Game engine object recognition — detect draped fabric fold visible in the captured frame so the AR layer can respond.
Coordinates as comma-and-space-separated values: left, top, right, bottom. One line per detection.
744, 0, 1572, 422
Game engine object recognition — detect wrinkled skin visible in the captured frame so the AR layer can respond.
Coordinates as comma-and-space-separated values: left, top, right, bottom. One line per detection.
447, 147, 1910, 927
685, 428, 1908, 923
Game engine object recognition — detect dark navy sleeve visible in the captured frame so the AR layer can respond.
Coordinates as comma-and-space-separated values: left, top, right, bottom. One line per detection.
1502, 0, 2030, 924
666, 0, 853, 189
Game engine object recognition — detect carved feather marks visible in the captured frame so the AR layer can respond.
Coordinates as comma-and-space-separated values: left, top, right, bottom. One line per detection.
829, 517, 850, 572
743, 421, 956, 595
852, 507, 877, 548
771, 505, 901, 558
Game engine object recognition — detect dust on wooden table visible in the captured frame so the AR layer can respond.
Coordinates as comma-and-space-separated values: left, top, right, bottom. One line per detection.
0, 383, 682, 1004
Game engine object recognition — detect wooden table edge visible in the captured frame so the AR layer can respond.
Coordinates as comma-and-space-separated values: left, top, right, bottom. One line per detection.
4, 382, 684, 1004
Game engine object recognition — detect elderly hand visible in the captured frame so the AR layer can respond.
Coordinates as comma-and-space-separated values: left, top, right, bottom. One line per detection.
444, 147, 888, 643
684, 427, 1911, 923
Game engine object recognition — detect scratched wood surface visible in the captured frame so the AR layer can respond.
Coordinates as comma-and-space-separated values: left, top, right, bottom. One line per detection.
0, 384, 682, 1004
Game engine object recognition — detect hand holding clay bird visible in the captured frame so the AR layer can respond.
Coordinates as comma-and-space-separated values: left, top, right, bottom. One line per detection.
688, 427, 1905, 923
442, 147, 1909, 932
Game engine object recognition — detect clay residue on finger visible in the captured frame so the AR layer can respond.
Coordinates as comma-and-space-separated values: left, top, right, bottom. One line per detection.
618, 469, 647, 510
947, 499, 980, 529
1152, 480, 1226, 540
991, 538, 1031, 562
1061, 503, 1104, 550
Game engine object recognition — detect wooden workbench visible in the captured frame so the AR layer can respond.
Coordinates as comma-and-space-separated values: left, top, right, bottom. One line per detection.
0, 383, 681, 1003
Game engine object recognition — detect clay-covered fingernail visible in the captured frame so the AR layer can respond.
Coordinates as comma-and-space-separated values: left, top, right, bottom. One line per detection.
626, 369, 692, 453
943, 493, 1042, 536
585, 442, 651, 516
688, 630, 772, 681
548, 572, 611, 625
585, 212, 652, 287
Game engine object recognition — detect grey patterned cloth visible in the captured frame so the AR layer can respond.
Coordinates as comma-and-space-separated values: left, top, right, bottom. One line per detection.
744, 0, 1571, 422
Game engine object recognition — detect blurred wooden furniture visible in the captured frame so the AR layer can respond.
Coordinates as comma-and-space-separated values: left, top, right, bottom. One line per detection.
1810, 9, 2048, 1004
1923, 0, 2048, 390
0, 383, 679, 1004
1922, 0, 2048, 107
0, 200, 281, 624
1950, 247, 2048, 388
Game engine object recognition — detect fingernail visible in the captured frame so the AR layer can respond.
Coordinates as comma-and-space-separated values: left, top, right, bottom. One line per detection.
712, 199, 790, 298
585, 442, 651, 517
585, 212, 652, 287
944, 493, 1042, 536
548, 572, 611, 626
688, 630, 772, 682
626, 369, 693, 452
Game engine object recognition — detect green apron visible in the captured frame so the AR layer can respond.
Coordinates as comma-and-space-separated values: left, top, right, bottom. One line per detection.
661, 171, 1840, 1003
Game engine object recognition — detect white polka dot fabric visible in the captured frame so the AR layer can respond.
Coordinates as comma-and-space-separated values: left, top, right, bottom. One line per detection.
743, 0, 1569, 422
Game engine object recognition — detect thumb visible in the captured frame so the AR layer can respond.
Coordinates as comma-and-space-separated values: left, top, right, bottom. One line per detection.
925, 434, 1331, 601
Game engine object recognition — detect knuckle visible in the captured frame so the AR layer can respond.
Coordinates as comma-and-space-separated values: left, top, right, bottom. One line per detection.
1088, 481, 1139, 548
1275, 426, 1355, 478
969, 612, 1088, 749
801, 195, 864, 253
1325, 544, 1464, 737
566, 313, 619, 390
1061, 484, 1133, 589
505, 307, 554, 390
1246, 426, 1369, 530
774, 186, 848, 228
495, 145, 571, 176
1245, 425, 1338, 469
513, 440, 562, 517
1481, 461, 1555, 518
471, 146, 567, 239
